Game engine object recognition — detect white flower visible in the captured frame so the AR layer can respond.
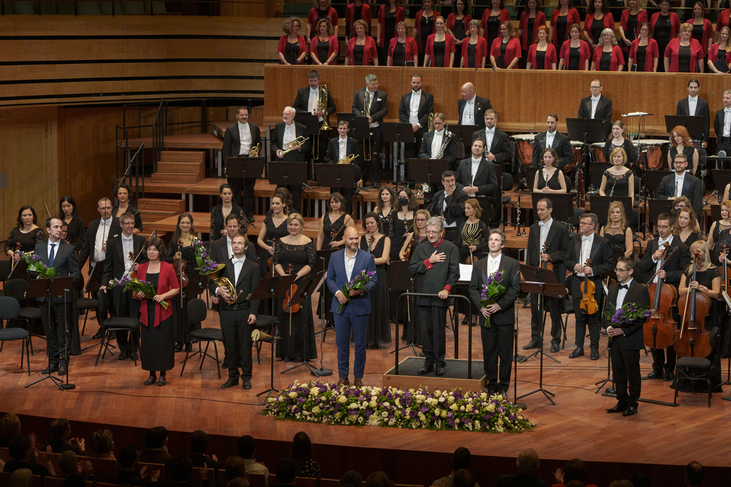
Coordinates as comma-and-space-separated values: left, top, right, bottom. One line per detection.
460, 406, 465, 411
450, 403, 458, 411
310, 387, 319, 396
288, 392, 297, 399
438, 396, 445, 403
335, 412, 342, 419
382, 411, 388, 418
486, 404, 495, 412
338, 395, 348, 403
448, 396, 455, 404
369, 400, 377, 408
312, 406, 321, 414
358, 417, 364, 423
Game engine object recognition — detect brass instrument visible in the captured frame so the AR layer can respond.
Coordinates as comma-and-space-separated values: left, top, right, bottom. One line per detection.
252, 328, 277, 341
337, 153, 358, 165
435, 129, 453, 160
427, 113, 435, 132
281, 136, 309, 156
249, 143, 260, 157
318, 84, 330, 130
209, 265, 241, 305
364, 89, 372, 159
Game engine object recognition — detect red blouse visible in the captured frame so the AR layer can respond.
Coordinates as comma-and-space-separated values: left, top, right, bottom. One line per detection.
346, 2, 372, 37
308, 7, 338, 30
414, 10, 439, 52
460, 37, 488, 67
388, 36, 419, 65
559, 39, 592, 70
309, 35, 339, 64
519, 11, 547, 48
277, 36, 308, 64
527, 43, 558, 69
377, 5, 405, 47
619, 9, 648, 40
628, 38, 659, 72
583, 12, 616, 44
592, 45, 626, 71
425, 33, 456, 67
685, 18, 713, 57
490, 37, 522, 69
137, 261, 179, 328
709, 43, 731, 64
550, 8, 581, 48
716, 9, 731, 33
346, 35, 378, 65
664, 38, 703, 73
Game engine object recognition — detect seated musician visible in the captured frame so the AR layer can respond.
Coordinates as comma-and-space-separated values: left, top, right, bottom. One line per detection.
418, 112, 459, 168
655, 153, 703, 220
454, 137, 501, 227
325, 120, 363, 212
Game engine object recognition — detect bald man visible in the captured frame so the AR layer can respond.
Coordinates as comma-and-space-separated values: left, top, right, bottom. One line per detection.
458, 82, 492, 130
496, 449, 543, 487
271, 106, 311, 213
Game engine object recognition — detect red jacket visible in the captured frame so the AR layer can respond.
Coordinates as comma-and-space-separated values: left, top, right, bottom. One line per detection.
709, 43, 731, 64
277, 36, 308, 64
560, 39, 592, 70
461, 37, 488, 67
377, 5, 405, 47
685, 18, 713, 57
629, 38, 659, 72
308, 7, 338, 31
716, 9, 731, 33
519, 11, 546, 47
619, 9, 648, 40
415, 10, 439, 52
388, 36, 419, 65
650, 11, 680, 41
480, 8, 510, 34
425, 33, 456, 67
446, 13, 472, 33
527, 43, 557, 69
550, 8, 580, 48
309, 35, 339, 64
346, 36, 378, 65
664, 38, 703, 72
137, 261, 179, 328
583, 12, 616, 44
593, 45, 625, 71
490, 37, 522, 68
346, 2, 372, 38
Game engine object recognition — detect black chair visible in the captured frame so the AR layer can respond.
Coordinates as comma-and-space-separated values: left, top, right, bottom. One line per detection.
77, 292, 100, 336
0, 296, 31, 376
4, 279, 43, 355
559, 274, 574, 350
673, 327, 721, 407
180, 298, 223, 379
252, 315, 278, 364
94, 288, 141, 366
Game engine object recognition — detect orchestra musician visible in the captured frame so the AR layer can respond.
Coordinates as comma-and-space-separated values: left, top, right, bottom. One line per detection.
398, 73, 434, 163
352, 73, 388, 188
78, 197, 121, 272
210, 213, 259, 266
455, 137, 501, 227
713, 90, 731, 157
676, 79, 710, 147
5, 206, 45, 262
458, 82, 492, 130
58, 196, 86, 254
578, 79, 613, 137
531, 114, 574, 170
418, 112, 459, 168
221, 107, 262, 223
292, 70, 336, 164
655, 153, 703, 220
325, 121, 363, 210
272, 106, 311, 214
210, 184, 246, 240
427, 170, 468, 244
112, 184, 143, 234
470, 110, 511, 168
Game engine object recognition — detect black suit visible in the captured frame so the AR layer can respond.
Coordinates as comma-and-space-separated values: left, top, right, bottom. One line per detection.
455, 156, 500, 224
470, 128, 511, 164
325, 136, 362, 213
78, 217, 121, 270
564, 233, 615, 351
457, 95, 492, 129
398, 90, 435, 162
209, 235, 258, 265
418, 130, 459, 166
427, 185, 468, 243
578, 95, 613, 136
676, 96, 710, 142
655, 172, 703, 219
34, 239, 82, 367
525, 220, 570, 345
352, 87, 388, 183
531, 131, 574, 170
292, 85, 337, 125
221, 121, 263, 219
602, 279, 651, 407
714, 108, 731, 154
271, 121, 311, 213
469, 254, 521, 394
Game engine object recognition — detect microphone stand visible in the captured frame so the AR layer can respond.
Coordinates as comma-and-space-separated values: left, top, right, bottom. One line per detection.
61, 286, 76, 390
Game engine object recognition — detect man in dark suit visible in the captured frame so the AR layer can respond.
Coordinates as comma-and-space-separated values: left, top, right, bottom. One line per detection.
427, 170, 468, 244
78, 197, 121, 271
325, 120, 362, 213
564, 213, 615, 361
210, 234, 260, 390
352, 73, 388, 187
713, 89, 731, 155
469, 229, 520, 395
398, 73, 435, 163
656, 153, 703, 219
471, 110, 511, 166
603, 257, 651, 417
221, 106, 262, 223
523, 198, 570, 353
326, 227, 377, 387
292, 70, 336, 164
272, 106, 312, 214
637, 212, 690, 381
418, 112, 459, 167
210, 213, 258, 265
676, 78, 710, 146
496, 449, 545, 487
35, 217, 82, 376
577, 79, 613, 137
409, 216, 460, 377
455, 137, 500, 226
458, 82, 491, 130
531, 114, 575, 170
101, 211, 147, 361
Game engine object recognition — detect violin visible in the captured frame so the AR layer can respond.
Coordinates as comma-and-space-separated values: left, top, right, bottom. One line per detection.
579, 259, 598, 315
541, 241, 554, 271
173, 243, 189, 289
675, 250, 713, 358
282, 263, 300, 313
643, 243, 677, 350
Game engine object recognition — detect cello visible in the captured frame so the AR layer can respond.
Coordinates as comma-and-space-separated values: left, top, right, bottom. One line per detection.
579, 259, 598, 315
643, 243, 678, 350
674, 250, 713, 358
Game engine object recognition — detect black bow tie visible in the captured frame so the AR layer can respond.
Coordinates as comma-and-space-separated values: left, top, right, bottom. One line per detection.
619, 284, 629, 290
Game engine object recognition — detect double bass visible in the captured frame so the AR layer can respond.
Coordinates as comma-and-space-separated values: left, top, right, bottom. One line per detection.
674, 250, 713, 358
579, 259, 598, 315
643, 243, 678, 350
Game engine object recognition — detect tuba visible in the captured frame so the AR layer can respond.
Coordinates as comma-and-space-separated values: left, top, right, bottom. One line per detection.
318, 84, 330, 130
435, 130, 453, 160
209, 266, 241, 305
249, 143, 260, 157
427, 113, 435, 132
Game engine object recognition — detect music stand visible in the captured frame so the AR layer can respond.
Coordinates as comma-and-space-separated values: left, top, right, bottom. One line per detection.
409, 159, 449, 193
531, 193, 574, 226
711, 169, 731, 200
644, 170, 673, 198
388, 260, 420, 356
519, 264, 561, 363
382, 122, 415, 184
567, 118, 606, 204
7, 260, 28, 280
227, 157, 266, 182
664, 115, 706, 142
647, 199, 674, 232
707, 156, 731, 171
589, 163, 611, 192
268, 161, 311, 193
315, 164, 357, 196
590, 195, 634, 227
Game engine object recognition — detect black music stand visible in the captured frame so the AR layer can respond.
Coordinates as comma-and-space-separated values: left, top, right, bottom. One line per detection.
644, 170, 673, 198
282, 271, 328, 376
707, 156, 731, 171
315, 247, 338, 337
664, 115, 706, 142
382, 122, 415, 184
647, 199, 674, 231
227, 157, 265, 182
711, 169, 731, 201
589, 163, 611, 192
590, 195, 634, 227
315, 163, 357, 196
525, 166, 538, 191
409, 159, 449, 196
295, 112, 321, 167
530, 193, 574, 226
567, 118, 606, 204
268, 161, 311, 193
388, 260, 420, 356
519, 265, 561, 364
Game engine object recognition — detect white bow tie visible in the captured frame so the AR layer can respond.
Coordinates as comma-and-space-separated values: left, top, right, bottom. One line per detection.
539, 221, 549, 227
582, 235, 592, 242
232, 258, 245, 265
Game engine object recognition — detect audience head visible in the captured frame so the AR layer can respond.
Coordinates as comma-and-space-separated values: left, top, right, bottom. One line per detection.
292, 431, 313, 461
453, 469, 476, 487
225, 455, 247, 482
276, 457, 297, 485
366, 471, 390, 487
564, 459, 587, 483
237, 435, 257, 459
169, 456, 194, 483
685, 461, 705, 486
516, 448, 539, 474
451, 447, 472, 472
144, 426, 168, 450
9, 434, 32, 461
9, 469, 33, 487
117, 444, 139, 469
0, 413, 22, 442
630, 473, 652, 487
609, 481, 633, 487
339, 471, 363, 487
89, 429, 114, 456
228, 478, 249, 487
59, 450, 79, 476
49, 418, 72, 440
191, 430, 210, 454
565, 482, 585, 487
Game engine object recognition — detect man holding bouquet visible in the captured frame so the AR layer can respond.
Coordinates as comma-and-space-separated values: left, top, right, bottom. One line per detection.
326, 227, 377, 387
469, 229, 520, 396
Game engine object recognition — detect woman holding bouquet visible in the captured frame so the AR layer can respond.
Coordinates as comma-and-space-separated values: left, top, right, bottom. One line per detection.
360, 212, 391, 349
136, 236, 180, 387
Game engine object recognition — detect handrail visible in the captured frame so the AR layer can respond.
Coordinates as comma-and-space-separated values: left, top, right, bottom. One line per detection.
151, 98, 165, 174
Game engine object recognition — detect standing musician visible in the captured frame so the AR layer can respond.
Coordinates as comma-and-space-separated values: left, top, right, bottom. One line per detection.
292, 70, 336, 164
272, 106, 311, 214
352, 74, 388, 188
638, 212, 690, 381
713, 90, 731, 157
418, 112, 459, 168
455, 138, 501, 227
398, 73, 434, 163
78, 197, 120, 271
409, 216, 460, 377
210, 234, 260, 390
564, 213, 615, 361
531, 114, 575, 170
211, 213, 259, 266
603, 257, 650, 417
325, 121, 362, 212
35, 217, 82, 377
524, 198, 570, 353
676, 79, 710, 147
577, 79, 613, 137
470, 110, 511, 168
655, 153, 703, 221
221, 107, 262, 224
326, 227, 377, 387
469, 229, 520, 396
428, 171, 468, 244
458, 82, 492, 129
101, 212, 147, 362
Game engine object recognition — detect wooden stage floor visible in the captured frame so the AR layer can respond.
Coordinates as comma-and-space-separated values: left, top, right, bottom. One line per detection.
2, 298, 731, 472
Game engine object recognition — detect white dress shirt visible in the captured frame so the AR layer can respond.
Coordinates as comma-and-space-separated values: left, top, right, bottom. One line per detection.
283, 122, 296, 147
470, 157, 482, 187
93, 218, 112, 264
238, 122, 252, 156
545, 130, 556, 149
409, 90, 422, 125
366, 90, 380, 128
615, 278, 633, 310
232, 256, 246, 284
653, 235, 674, 282
674, 172, 686, 198
688, 95, 698, 116
121, 234, 134, 272
431, 129, 444, 158
487, 253, 502, 276
226, 236, 234, 260
483, 128, 495, 152
308, 87, 321, 120
591, 95, 601, 118
577, 233, 594, 277
724, 108, 731, 137
338, 136, 348, 161
538, 218, 553, 250
344, 249, 358, 281
462, 98, 475, 126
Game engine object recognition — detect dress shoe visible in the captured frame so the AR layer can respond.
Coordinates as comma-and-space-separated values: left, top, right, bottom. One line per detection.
354, 378, 364, 387
606, 403, 628, 413
130, 352, 139, 361
646, 370, 663, 380
417, 365, 434, 375
174, 343, 183, 353
435, 366, 446, 377
663, 371, 674, 381
337, 378, 350, 386
58, 364, 67, 376
221, 378, 239, 389
522, 339, 540, 350
242, 379, 252, 390
42, 364, 60, 375
549, 343, 560, 353
622, 405, 639, 416
568, 348, 584, 359
222, 361, 228, 369
92, 330, 103, 339
157, 377, 167, 386
590, 349, 600, 360
144, 376, 157, 386
118, 351, 128, 361
184, 342, 193, 353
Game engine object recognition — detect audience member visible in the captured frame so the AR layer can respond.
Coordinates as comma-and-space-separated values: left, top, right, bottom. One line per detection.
564, 482, 584, 487
42, 418, 86, 456
292, 431, 321, 480
9, 469, 33, 487
58, 450, 93, 487
432, 447, 480, 487
88, 429, 115, 459
629, 473, 651, 487
168, 455, 199, 487
225, 456, 248, 484
685, 461, 704, 487
238, 436, 270, 484
0, 413, 22, 447
138, 426, 173, 465
108, 444, 160, 486
496, 449, 544, 487
367, 471, 391, 487
608, 481, 632, 487
228, 478, 250, 487
190, 430, 219, 471
339, 471, 363, 487
276, 458, 297, 487
4, 434, 55, 477
453, 469, 476, 487
552, 459, 595, 487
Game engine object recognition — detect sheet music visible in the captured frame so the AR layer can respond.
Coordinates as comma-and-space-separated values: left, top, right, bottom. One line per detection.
459, 263, 473, 282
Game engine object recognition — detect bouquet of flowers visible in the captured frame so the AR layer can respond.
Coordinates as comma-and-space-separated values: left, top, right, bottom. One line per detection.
193, 238, 223, 275
19, 251, 55, 278
107, 276, 169, 310
337, 269, 376, 313
603, 301, 652, 342
479, 270, 505, 329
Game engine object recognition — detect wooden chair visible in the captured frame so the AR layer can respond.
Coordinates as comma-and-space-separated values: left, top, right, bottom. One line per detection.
87, 456, 120, 483
138, 462, 166, 484
296, 477, 319, 487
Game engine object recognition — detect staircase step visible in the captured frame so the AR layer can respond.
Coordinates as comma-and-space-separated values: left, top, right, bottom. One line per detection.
150, 172, 201, 183
157, 161, 203, 174
139, 198, 186, 213
160, 151, 205, 163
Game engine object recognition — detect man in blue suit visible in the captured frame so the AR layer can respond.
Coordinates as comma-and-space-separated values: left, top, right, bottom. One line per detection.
326, 227, 377, 387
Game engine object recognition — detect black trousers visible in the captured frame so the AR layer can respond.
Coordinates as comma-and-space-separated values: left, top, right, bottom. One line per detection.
228, 176, 257, 220
530, 294, 563, 344
481, 322, 514, 394
40, 300, 74, 366
484, 182, 501, 225
362, 126, 383, 184
611, 344, 641, 406
419, 305, 447, 367
571, 277, 602, 351
220, 308, 254, 380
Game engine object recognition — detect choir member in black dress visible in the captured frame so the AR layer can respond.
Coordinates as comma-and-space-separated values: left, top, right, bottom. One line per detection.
166, 213, 198, 352
5, 206, 46, 262
278, 17, 308, 65
374, 186, 397, 238
707, 200, 731, 252
447, 0, 470, 67
274, 213, 317, 362
591, 28, 625, 71
599, 147, 635, 204
414, 0, 438, 56
583, 0, 615, 51
210, 184, 246, 241
307, 0, 339, 45
361, 212, 391, 348
618, 0, 647, 57
58, 196, 86, 254
387, 21, 419, 66
674, 207, 701, 247
112, 183, 142, 234
310, 19, 339, 65
628, 22, 659, 72
559, 23, 592, 70
603, 121, 637, 165
599, 201, 634, 264
136, 237, 180, 387
668, 126, 700, 175
650, 0, 679, 73
533, 148, 568, 193
379, 0, 406, 66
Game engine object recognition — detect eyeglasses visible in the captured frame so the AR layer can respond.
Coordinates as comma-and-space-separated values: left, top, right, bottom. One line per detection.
614, 267, 629, 272
426, 230, 440, 235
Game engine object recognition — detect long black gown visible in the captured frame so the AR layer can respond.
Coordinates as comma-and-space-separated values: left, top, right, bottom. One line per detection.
165, 243, 199, 347
602, 168, 632, 197
140, 273, 175, 372
360, 235, 391, 348
259, 215, 289, 315
319, 213, 349, 323
388, 213, 412, 322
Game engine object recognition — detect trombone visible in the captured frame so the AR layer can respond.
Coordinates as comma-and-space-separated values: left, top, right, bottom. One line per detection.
281, 136, 309, 156
314, 84, 330, 160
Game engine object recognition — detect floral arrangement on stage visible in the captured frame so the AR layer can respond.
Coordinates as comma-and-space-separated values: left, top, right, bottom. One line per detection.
337, 269, 376, 313
193, 238, 222, 275
479, 270, 505, 328
106, 276, 169, 310
19, 251, 55, 278
603, 301, 652, 342
263, 380, 534, 434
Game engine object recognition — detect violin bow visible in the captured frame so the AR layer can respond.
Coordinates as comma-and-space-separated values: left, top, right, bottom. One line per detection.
122, 231, 156, 280
643, 246, 678, 286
